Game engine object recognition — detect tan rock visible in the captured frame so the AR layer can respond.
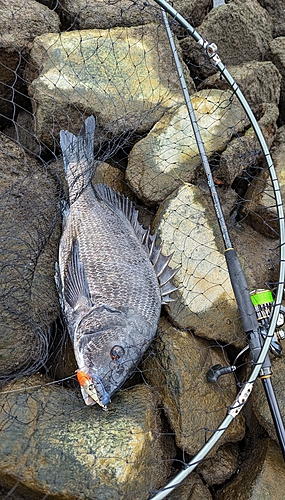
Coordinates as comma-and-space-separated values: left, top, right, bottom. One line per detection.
239, 120, 284, 239
126, 89, 247, 204
0, 0, 60, 50
27, 25, 194, 149
0, 377, 174, 499
259, 0, 285, 38
92, 162, 133, 199
167, 472, 212, 499
144, 319, 245, 457
268, 37, 285, 125
153, 184, 243, 343
251, 354, 285, 445
198, 443, 239, 485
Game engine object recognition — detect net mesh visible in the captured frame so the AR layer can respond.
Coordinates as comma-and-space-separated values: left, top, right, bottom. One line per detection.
0, 1, 284, 499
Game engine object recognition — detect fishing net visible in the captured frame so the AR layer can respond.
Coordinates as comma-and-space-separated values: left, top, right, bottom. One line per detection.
1, 0, 285, 498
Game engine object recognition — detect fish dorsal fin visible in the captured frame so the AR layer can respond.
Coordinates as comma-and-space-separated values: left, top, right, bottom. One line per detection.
94, 183, 179, 304
64, 240, 93, 308
94, 183, 148, 241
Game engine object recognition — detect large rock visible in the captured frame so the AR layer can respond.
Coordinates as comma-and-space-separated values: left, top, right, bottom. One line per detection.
26, 25, 194, 150
143, 319, 245, 457
0, 134, 60, 378
167, 472, 212, 499
180, 0, 273, 80
0, 0, 60, 129
268, 37, 285, 125
238, 122, 285, 239
126, 89, 247, 204
258, 0, 285, 38
198, 61, 281, 115
0, 377, 173, 499
197, 443, 239, 486
216, 438, 285, 500
60, 0, 212, 30
0, 0, 60, 50
152, 184, 244, 343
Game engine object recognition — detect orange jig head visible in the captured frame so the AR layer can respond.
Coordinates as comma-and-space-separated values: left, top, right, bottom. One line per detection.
76, 370, 92, 388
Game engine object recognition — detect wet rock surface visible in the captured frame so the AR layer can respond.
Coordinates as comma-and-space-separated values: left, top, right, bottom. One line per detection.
0, 0, 285, 498
0, 377, 173, 500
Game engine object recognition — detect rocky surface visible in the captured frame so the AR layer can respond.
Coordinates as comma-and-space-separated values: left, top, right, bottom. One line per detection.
126, 89, 247, 204
167, 472, 212, 499
0, 0, 285, 498
268, 37, 285, 125
180, 0, 273, 80
60, 0, 212, 30
152, 184, 244, 343
0, 134, 60, 378
0, 0, 60, 129
0, 377, 173, 499
251, 355, 285, 445
216, 437, 285, 500
26, 25, 194, 150
258, 0, 285, 38
198, 60, 281, 115
143, 319, 245, 457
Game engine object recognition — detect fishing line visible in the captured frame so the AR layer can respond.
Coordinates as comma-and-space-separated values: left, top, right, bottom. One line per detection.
0, 375, 75, 395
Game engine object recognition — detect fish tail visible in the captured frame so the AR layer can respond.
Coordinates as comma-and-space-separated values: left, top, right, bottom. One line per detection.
60, 116, 96, 199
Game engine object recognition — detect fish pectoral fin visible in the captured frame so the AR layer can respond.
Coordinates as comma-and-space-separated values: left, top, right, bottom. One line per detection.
64, 240, 93, 309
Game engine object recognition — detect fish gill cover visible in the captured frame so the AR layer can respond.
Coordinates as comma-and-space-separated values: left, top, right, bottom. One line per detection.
0, 0, 285, 499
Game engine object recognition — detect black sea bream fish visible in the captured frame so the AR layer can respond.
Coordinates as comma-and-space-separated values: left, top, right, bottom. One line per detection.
55, 116, 177, 409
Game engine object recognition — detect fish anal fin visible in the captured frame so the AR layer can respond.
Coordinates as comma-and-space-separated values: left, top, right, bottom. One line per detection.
64, 240, 92, 309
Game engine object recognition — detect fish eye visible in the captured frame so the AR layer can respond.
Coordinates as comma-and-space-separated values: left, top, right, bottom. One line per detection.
110, 345, 125, 360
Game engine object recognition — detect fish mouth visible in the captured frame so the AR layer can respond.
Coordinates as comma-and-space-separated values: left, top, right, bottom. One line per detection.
76, 370, 111, 409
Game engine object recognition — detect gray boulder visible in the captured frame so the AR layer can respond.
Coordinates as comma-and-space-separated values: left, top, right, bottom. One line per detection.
60, 0, 212, 30
0, 134, 60, 378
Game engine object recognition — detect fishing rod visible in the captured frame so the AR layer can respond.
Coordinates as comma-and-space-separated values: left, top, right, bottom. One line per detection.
150, 3, 285, 498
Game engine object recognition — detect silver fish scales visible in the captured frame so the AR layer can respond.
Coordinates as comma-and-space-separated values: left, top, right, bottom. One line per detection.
55, 116, 178, 408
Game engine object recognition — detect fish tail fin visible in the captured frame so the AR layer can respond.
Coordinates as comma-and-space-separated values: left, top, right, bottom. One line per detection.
60, 116, 96, 201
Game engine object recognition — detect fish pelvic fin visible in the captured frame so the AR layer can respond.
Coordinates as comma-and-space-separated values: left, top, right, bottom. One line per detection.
60, 116, 96, 203
94, 183, 179, 304
64, 240, 93, 309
